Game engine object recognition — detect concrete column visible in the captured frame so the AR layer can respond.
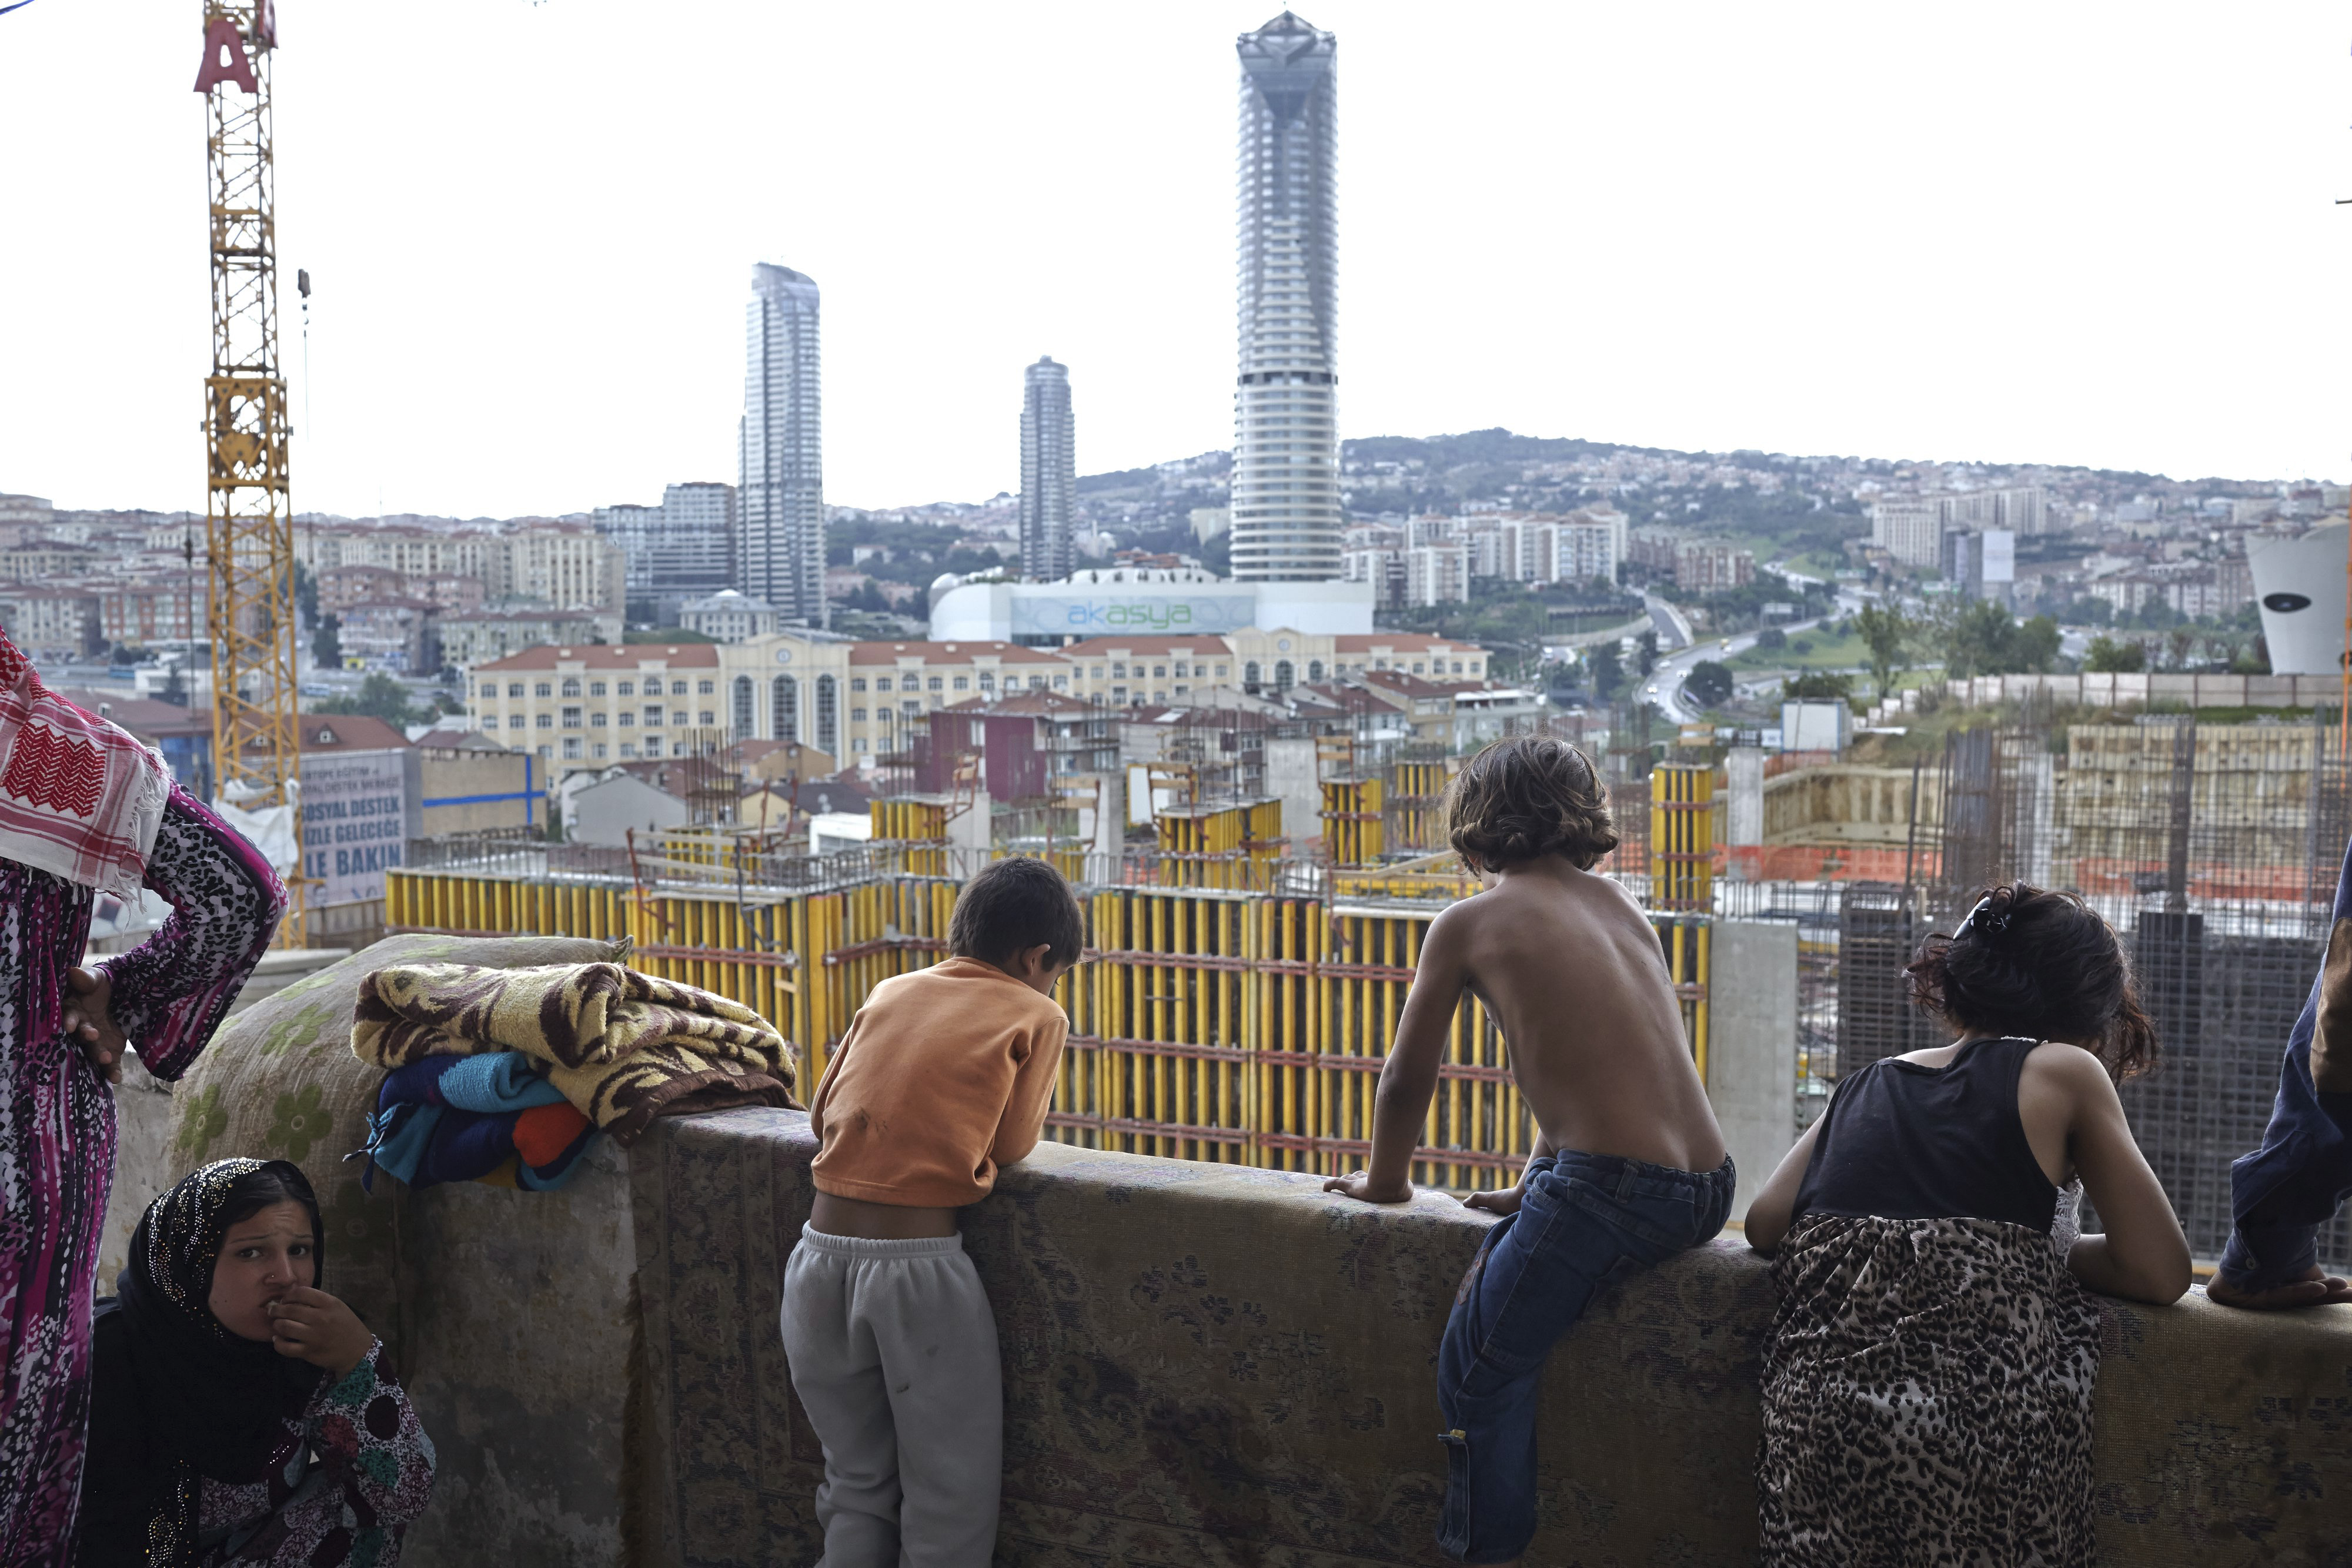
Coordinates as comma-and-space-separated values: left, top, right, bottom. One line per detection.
1725, 747, 1764, 880
1706, 919, 1799, 1221
1264, 737, 1321, 851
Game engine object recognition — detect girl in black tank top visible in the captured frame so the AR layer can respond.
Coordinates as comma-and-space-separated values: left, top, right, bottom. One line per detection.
1739, 883, 2190, 1568
1794, 1035, 2061, 1232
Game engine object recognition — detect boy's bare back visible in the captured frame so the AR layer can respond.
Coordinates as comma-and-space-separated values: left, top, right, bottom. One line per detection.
1433, 856, 1724, 1172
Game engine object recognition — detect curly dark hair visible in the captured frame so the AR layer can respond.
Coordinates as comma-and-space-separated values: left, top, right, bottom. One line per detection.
1443, 735, 1619, 872
1904, 881, 2157, 1081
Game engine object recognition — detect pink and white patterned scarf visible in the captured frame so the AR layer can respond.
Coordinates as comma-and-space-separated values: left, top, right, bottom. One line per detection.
0, 626, 169, 899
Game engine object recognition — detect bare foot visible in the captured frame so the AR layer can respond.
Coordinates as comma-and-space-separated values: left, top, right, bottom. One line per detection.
2207, 1266, 2352, 1310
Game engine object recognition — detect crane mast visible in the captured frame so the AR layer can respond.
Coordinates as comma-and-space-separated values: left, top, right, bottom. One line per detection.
196, 0, 302, 940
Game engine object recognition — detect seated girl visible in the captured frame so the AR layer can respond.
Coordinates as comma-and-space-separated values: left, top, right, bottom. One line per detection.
79, 1159, 436, 1567
1745, 882, 2191, 1568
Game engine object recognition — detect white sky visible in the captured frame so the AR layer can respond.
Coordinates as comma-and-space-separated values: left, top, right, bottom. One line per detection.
4, 2, 2348, 517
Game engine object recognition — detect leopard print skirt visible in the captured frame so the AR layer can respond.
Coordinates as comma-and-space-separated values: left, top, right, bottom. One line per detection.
1759, 1213, 2102, 1567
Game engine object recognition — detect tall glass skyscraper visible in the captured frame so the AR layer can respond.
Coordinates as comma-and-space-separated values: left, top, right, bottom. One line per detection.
1019, 356, 1076, 582
1231, 12, 1341, 583
738, 263, 826, 626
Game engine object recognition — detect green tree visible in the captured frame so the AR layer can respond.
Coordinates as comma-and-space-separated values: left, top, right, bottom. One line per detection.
314, 671, 421, 726
1782, 671, 1853, 701
2014, 616, 2061, 673
1942, 601, 2059, 679
1588, 641, 1625, 703
1636, 628, 1659, 676
2084, 635, 2145, 673
1685, 660, 1734, 707
1853, 603, 1911, 698
312, 613, 340, 668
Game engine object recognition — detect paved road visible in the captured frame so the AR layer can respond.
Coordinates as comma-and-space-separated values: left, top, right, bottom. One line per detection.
1646, 585, 1866, 724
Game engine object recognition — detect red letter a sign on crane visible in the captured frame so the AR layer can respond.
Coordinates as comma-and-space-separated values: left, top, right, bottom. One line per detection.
193, 15, 257, 94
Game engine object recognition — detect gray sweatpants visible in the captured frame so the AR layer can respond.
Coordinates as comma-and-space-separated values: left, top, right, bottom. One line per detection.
780, 1226, 1003, 1568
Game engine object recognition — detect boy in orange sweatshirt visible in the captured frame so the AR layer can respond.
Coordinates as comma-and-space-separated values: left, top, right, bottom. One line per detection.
781, 855, 1083, 1568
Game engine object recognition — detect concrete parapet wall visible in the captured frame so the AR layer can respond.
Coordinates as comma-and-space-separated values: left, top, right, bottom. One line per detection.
632, 1108, 2352, 1567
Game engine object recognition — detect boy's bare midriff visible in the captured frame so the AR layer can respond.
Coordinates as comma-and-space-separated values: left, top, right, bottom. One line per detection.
1451, 858, 1724, 1172
810, 1191, 961, 1239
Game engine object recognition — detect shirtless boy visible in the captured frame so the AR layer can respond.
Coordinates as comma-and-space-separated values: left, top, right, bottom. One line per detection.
1325, 735, 1730, 1567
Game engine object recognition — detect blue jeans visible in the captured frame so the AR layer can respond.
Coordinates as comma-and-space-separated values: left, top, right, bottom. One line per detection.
2221, 835, 2352, 1290
1435, 1151, 1734, 1563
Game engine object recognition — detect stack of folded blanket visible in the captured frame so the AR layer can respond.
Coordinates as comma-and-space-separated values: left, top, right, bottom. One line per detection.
362, 1052, 599, 1192
350, 961, 799, 1179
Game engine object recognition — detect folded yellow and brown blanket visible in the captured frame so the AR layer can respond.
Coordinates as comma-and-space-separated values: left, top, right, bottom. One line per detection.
352, 962, 799, 1145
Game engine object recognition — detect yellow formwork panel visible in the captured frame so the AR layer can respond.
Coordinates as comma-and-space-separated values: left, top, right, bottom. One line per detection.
1320, 777, 1385, 867
1387, 758, 1452, 854
1151, 798, 1282, 890
386, 862, 1709, 1195
1649, 763, 1715, 912
870, 797, 951, 876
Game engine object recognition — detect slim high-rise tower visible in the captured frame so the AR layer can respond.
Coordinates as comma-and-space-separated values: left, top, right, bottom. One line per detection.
1019, 356, 1076, 582
1231, 12, 1341, 582
738, 263, 826, 626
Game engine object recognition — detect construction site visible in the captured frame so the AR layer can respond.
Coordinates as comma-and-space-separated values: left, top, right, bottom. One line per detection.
373, 692, 2352, 1273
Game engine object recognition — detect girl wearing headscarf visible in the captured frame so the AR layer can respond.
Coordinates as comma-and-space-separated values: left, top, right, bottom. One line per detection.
0, 627, 286, 1566
79, 1159, 435, 1566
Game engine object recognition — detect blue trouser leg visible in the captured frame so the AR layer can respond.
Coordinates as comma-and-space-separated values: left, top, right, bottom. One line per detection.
1433, 1152, 1733, 1563
2221, 845, 2352, 1290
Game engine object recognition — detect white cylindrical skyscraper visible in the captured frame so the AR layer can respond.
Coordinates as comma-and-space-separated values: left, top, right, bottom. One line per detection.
738, 263, 826, 627
1231, 12, 1340, 583
1019, 356, 1076, 583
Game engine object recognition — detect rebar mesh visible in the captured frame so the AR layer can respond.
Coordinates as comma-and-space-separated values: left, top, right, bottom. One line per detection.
1819, 711, 2352, 1271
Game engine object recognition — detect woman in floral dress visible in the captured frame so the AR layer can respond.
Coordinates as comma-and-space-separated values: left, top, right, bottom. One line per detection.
0, 625, 285, 1566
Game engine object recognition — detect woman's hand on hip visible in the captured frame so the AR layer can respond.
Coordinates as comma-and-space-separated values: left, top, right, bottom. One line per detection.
63, 965, 126, 1084
266, 1286, 375, 1376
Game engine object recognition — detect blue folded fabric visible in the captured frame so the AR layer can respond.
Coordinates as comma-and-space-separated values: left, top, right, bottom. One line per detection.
360, 1049, 593, 1193
437, 1053, 567, 1115
360, 1101, 441, 1191
377, 1055, 463, 1114
415, 1108, 517, 1186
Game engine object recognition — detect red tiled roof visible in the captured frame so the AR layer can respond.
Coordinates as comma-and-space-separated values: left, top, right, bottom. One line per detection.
1362, 669, 1454, 699
1058, 636, 1232, 657
962, 689, 1098, 717
52, 689, 213, 738
245, 713, 413, 752
848, 640, 1068, 666
412, 726, 508, 751
1331, 633, 1472, 654
473, 643, 720, 671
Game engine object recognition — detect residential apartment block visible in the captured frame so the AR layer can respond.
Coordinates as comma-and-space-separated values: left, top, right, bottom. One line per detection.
466, 627, 1492, 773
594, 481, 736, 624
1872, 486, 2050, 570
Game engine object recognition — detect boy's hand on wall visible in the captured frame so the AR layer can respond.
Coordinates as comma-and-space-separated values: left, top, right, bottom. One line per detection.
1462, 1184, 1523, 1217
1322, 1170, 1412, 1205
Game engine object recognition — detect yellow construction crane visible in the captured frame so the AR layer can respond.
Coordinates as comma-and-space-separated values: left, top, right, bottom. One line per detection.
195, 0, 303, 941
